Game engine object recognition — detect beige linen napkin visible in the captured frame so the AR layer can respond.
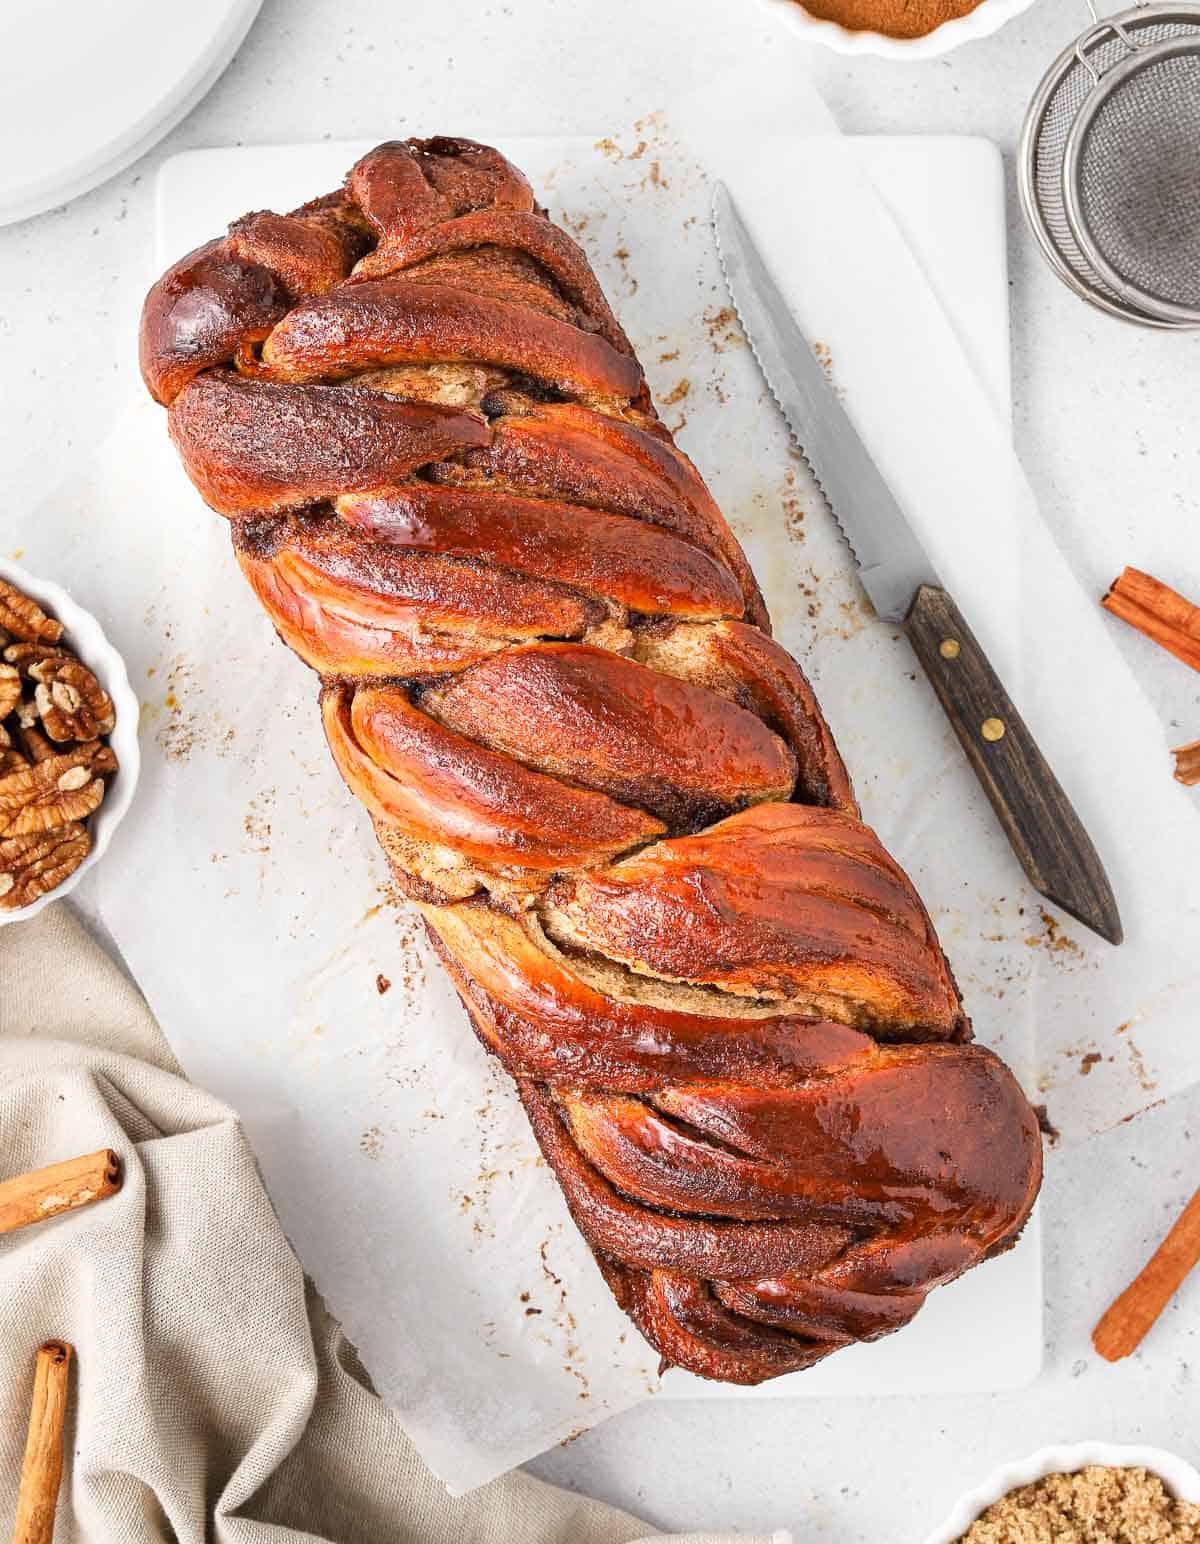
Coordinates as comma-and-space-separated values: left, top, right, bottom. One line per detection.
0, 905, 786, 1544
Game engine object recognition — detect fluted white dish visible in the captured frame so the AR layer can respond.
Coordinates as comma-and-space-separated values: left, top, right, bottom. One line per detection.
925, 1442, 1200, 1543
757, 0, 1041, 58
0, 559, 140, 926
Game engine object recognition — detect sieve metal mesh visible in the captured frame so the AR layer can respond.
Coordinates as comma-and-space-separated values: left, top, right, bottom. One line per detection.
1025, 9, 1200, 324
1075, 50, 1200, 309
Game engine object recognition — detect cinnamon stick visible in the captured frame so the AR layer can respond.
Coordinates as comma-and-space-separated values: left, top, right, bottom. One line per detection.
1101, 566, 1200, 673
0, 1150, 121, 1236
12, 1341, 72, 1544
1173, 738, 1200, 787
1093, 1186, 1200, 1361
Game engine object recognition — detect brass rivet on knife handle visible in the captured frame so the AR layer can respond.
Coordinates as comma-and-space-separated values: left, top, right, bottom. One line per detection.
905, 583, 1123, 945
13, 1340, 72, 1544
939, 638, 961, 660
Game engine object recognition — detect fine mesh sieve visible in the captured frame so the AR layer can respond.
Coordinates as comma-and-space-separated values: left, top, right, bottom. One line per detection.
1018, 1, 1200, 328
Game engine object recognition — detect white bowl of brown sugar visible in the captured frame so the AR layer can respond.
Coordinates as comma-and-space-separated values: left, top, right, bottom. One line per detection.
758, 0, 1040, 58
925, 1444, 1200, 1543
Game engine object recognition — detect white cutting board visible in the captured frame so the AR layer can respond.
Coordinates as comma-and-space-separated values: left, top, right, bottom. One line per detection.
133, 135, 1040, 1435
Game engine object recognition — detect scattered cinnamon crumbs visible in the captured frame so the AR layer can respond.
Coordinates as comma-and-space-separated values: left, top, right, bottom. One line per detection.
958, 1466, 1200, 1542
702, 306, 742, 352
1024, 907, 1085, 962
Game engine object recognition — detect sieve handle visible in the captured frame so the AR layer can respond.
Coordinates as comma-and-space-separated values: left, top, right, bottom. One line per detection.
906, 584, 1123, 945
1078, 0, 1145, 78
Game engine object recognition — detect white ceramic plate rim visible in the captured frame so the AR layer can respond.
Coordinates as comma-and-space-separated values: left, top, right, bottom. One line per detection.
0, 559, 140, 925
757, 0, 1039, 57
924, 1442, 1200, 1543
0, 0, 263, 227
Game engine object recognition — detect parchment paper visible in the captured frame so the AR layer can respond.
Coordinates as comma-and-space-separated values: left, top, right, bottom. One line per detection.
18, 90, 1195, 1491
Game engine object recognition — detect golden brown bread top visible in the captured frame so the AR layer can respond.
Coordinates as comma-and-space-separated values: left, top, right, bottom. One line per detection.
141, 136, 1041, 1385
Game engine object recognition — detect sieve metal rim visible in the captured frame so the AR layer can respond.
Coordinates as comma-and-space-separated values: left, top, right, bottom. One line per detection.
1016, 19, 1172, 325
1061, 31, 1200, 326
1017, 3, 1200, 329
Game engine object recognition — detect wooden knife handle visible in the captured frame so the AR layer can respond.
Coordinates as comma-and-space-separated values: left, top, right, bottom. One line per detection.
904, 584, 1122, 945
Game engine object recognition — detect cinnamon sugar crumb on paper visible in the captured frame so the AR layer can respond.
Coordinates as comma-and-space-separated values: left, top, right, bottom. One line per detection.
156, 657, 207, 762
1126, 1037, 1158, 1093
958, 1465, 1200, 1542
1024, 907, 1085, 962
1033, 1104, 1060, 1147
375, 882, 427, 999
703, 305, 743, 352
660, 378, 690, 406
538, 1237, 590, 1401
243, 790, 274, 854
781, 468, 806, 545
614, 247, 638, 295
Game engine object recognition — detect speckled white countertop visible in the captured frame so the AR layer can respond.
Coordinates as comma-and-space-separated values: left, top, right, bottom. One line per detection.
2, 1, 1197, 1538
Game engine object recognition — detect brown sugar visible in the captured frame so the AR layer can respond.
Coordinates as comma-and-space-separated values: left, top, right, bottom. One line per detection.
958, 1466, 1200, 1543
787, 0, 986, 39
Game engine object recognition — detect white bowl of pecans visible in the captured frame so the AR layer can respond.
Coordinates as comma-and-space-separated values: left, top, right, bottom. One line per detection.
0, 560, 139, 922
926, 1443, 1200, 1542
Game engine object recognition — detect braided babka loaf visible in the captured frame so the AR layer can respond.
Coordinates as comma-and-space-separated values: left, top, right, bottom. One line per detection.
140, 138, 1042, 1385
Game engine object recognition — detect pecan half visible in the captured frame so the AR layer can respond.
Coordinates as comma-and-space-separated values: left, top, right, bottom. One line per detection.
0, 580, 64, 644
15, 723, 54, 763
0, 823, 91, 909
0, 749, 26, 776
30, 658, 116, 742
0, 744, 112, 837
78, 740, 118, 776
0, 663, 19, 718
4, 640, 65, 675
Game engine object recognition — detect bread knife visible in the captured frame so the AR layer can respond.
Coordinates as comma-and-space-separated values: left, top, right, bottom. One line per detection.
712, 182, 1122, 946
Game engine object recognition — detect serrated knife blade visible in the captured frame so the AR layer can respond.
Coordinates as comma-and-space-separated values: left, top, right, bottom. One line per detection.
711, 182, 1122, 946
712, 182, 932, 623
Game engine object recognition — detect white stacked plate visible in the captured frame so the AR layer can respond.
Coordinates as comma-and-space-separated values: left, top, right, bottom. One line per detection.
0, 0, 263, 227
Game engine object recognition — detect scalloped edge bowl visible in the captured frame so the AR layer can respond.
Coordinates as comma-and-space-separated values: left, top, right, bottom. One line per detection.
757, 0, 1041, 58
924, 1442, 1200, 1543
0, 558, 140, 926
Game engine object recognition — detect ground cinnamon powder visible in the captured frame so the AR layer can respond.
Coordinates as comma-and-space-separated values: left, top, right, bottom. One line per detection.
792, 0, 986, 39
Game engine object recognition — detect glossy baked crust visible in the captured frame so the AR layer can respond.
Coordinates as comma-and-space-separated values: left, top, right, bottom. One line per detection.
141, 138, 1042, 1384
